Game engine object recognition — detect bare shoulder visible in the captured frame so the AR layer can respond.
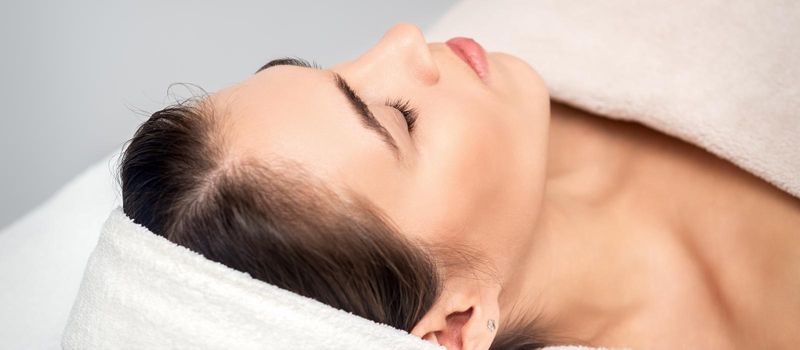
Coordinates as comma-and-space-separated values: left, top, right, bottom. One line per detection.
550, 101, 800, 348
550, 101, 800, 234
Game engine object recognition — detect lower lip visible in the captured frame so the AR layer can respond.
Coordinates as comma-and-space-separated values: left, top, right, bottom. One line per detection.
445, 37, 489, 82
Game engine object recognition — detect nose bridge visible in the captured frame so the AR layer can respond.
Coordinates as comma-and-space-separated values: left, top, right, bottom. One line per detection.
356, 23, 440, 86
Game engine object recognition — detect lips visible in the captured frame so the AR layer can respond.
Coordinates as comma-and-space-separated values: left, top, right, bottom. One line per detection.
445, 37, 489, 82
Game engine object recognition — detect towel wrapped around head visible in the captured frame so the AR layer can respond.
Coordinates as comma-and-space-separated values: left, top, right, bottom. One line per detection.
62, 208, 444, 350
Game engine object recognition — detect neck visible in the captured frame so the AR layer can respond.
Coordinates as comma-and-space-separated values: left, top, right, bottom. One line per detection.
498, 103, 648, 343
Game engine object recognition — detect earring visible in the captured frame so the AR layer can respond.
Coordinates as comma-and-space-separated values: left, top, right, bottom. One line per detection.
487, 319, 496, 332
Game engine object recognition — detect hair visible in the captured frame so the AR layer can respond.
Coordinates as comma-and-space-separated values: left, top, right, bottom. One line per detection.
119, 94, 558, 348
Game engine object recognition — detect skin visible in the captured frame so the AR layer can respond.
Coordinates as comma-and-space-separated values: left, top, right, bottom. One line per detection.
206, 23, 800, 349
538, 103, 800, 349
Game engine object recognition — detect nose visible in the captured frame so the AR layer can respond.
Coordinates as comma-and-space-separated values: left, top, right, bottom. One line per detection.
349, 23, 440, 86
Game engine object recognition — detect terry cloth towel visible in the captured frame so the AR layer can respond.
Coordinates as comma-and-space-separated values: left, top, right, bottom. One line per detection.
426, 0, 800, 199
62, 208, 438, 350
62, 208, 611, 350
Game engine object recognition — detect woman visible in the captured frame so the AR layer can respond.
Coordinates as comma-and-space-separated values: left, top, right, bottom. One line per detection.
120, 23, 800, 349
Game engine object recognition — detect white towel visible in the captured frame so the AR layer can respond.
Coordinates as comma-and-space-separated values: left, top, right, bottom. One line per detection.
427, 0, 800, 199
62, 208, 604, 350
62, 208, 438, 349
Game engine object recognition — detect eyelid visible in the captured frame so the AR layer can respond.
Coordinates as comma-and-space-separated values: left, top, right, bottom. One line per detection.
385, 98, 418, 134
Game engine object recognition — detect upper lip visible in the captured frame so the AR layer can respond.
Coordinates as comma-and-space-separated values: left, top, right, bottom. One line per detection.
445, 37, 489, 82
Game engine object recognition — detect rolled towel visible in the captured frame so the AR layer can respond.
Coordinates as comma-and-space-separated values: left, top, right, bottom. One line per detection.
61, 208, 441, 350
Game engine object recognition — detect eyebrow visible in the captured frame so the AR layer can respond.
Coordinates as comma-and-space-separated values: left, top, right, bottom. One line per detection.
255, 58, 400, 160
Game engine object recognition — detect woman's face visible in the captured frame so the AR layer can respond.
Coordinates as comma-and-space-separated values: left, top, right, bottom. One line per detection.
211, 23, 550, 254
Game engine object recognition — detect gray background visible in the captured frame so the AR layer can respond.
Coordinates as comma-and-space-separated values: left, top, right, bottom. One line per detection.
0, 0, 457, 230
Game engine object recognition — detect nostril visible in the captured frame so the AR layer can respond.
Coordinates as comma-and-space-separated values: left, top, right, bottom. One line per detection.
412, 56, 440, 86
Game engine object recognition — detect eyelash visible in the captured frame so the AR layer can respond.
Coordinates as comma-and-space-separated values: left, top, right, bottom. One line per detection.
385, 98, 418, 133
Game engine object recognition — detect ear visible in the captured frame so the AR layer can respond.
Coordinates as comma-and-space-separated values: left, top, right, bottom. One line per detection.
411, 276, 501, 350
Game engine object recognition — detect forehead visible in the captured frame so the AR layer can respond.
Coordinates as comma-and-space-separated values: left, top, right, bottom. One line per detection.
206, 66, 396, 185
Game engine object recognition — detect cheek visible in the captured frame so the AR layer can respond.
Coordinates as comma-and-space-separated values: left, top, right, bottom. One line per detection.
409, 103, 518, 222
421, 101, 511, 180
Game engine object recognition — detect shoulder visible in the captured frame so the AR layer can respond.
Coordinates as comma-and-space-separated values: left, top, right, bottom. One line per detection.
559, 102, 800, 348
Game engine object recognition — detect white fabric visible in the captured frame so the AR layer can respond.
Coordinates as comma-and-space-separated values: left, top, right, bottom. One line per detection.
0, 151, 122, 349
427, 0, 800, 199
62, 208, 442, 349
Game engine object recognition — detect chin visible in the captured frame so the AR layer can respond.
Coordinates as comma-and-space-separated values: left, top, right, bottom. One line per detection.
489, 52, 551, 115
491, 53, 551, 185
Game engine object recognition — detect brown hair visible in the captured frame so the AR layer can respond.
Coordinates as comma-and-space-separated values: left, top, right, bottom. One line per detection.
119, 96, 555, 348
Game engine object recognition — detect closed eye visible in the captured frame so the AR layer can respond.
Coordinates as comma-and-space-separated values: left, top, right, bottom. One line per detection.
385, 98, 418, 133
254, 56, 413, 160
